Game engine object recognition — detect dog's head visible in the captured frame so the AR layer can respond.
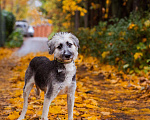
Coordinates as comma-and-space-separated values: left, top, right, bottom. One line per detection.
48, 32, 79, 63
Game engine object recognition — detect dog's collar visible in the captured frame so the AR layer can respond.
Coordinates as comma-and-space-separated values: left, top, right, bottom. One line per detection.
54, 58, 73, 64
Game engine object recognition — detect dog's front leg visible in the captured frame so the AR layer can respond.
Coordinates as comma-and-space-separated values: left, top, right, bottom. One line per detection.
67, 81, 76, 120
18, 79, 34, 120
41, 85, 61, 120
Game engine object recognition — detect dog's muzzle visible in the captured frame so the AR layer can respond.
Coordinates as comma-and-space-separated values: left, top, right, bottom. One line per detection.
62, 50, 73, 60
55, 51, 73, 64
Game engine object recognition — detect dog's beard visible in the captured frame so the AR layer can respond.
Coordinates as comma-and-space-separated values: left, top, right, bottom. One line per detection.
63, 59, 73, 63
56, 57, 73, 63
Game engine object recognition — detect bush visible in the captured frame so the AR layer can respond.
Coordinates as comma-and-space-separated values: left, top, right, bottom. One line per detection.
5, 29, 23, 48
2, 10, 16, 41
75, 11, 150, 74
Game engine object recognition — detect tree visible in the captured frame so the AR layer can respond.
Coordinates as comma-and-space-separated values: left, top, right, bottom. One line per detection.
1, 0, 29, 20
38, 0, 150, 31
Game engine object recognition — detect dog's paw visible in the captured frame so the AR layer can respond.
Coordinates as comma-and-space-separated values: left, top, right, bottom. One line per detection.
68, 118, 73, 120
17, 116, 25, 120
41, 117, 48, 120
17, 118, 23, 120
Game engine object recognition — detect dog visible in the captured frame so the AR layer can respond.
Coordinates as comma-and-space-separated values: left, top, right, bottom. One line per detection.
18, 32, 79, 120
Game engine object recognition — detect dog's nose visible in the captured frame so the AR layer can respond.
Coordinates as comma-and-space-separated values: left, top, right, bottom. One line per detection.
63, 50, 72, 59
65, 54, 71, 58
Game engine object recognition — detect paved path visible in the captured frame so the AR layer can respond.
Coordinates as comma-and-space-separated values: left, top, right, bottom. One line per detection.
16, 37, 49, 57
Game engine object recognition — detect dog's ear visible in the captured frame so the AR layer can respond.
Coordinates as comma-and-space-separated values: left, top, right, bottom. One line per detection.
47, 39, 55, 54
70, 33, 80, 48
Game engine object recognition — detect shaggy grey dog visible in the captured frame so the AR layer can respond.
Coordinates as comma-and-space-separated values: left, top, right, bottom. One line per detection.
18, 32, 79, 120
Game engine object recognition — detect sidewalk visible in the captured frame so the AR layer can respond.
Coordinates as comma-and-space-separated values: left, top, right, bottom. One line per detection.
16, 37, 49, 57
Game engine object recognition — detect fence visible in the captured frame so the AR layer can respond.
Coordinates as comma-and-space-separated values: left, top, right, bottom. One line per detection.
33, 24, 52, 37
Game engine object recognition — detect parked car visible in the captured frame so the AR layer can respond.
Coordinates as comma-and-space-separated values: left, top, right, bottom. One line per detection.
15, 20, 29, 36
15, 20, 34, 37
27, 26, 34, 37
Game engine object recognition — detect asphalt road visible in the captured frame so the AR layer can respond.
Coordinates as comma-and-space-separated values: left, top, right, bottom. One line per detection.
16, 37, 49, 57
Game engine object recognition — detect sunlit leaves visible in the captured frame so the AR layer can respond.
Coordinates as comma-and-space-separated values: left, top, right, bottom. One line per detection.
134, 52, 143, 60
101, 51, 110, 58
4, 0, 29, 20
0, 48, 13, 61
76, 12, 150, 74
91, 3, 100, 10
128, 23, 136, 30
1, 48, 150, 119
144, 20, 150, 27
8, 111, 20, 120
62, 0, 87, 16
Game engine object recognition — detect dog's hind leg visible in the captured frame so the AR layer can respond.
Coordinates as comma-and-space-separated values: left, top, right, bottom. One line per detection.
18, 67, 34, 120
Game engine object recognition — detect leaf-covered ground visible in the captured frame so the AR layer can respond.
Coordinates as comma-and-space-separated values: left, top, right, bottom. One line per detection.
0, 48, 150, 120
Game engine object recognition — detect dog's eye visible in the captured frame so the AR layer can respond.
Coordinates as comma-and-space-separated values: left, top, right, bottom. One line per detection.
57, 44, 63, 49
67, 42, 72, 48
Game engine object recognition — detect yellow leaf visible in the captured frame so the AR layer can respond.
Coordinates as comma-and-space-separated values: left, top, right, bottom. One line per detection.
16, 103, 23, 109
48, 19, 53, 24
134, 52, 143, 60
102, 51, 110, 58
31, 97, 36, 100
26, 110, 34, 114
10, 98, 16, 104
28, 105, 34, 110
128, 23, 136, 30
15, 91, 22, 97
81, 113, 90, 117
101, 111, 110, 115
74, 103, 85, 107
73, 110, 80, 116
49, 106, 62, 114
36, 110, 42, 115
104, 14, 108, 19
141, 108, 150, 112
4, 106, 12, 110
7, 111, 20, 119
55, 99, 66, 106
80, 12, 85, 16
84, 99, 98, 106
86, 104, 97, 108
88, 116, 98, 120
142, 38, 147, 42
144, 20, 150, 27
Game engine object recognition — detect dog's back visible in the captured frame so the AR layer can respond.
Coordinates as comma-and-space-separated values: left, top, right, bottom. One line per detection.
29, 56, 51, 72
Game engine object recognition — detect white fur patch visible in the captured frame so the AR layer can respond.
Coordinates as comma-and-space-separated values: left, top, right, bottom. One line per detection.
58, 69, 64, 73
57, 61, 76, 95
64, 61, 76, 85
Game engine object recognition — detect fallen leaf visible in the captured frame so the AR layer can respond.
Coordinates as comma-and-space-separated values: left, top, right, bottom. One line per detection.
101, 111, 110, 115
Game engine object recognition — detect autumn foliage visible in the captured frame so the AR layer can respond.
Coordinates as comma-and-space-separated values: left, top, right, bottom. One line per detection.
75, 12, 150, 74
0, 48, 150, 120
1, 0, 150, 119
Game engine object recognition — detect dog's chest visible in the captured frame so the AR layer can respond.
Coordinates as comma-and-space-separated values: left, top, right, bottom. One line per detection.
58, 62, 75, 84
58, 62, 76, 95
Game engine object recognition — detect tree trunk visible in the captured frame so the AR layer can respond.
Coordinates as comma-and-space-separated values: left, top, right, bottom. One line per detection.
75, 10, 80, 31
84, 0, 88, 28
133, 0, 139, 11
0, 6, 5, 47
